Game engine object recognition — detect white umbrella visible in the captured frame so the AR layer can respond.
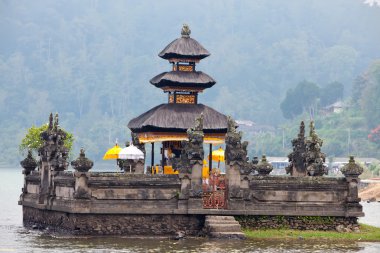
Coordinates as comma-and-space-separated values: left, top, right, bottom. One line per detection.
118, 144, 144, 160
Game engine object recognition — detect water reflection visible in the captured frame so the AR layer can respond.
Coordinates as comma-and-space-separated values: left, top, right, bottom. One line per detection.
14, 229, 374, 253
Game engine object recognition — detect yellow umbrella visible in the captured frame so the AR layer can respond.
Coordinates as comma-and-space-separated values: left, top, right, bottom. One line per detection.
202, 159, 209, 178
208, 147, 225, 168
103, 144, 122, 160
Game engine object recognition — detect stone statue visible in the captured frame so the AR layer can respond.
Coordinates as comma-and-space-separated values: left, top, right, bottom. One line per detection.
305, 121, 328, 176
172, 114, 204, 174
286, 121, 327, 177
341, 156, 364, 177
194, 112, 203, 131
48, 113, 53, 130
256, 155, 273, 176
71, 148, 94, 172
225, 116, 255, 175
38, 113, 69, 171
341, 156, 363, 203
225, 116, 245, 165
132, 132, 146, 157
227, 115, 238, 134
181, 24, 191, 37
53, 113, 60, 131
20, 150, 38, 175
285, 121, 307, 176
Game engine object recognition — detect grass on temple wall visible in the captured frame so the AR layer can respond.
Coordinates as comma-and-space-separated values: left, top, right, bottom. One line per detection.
243, 224, 380, 241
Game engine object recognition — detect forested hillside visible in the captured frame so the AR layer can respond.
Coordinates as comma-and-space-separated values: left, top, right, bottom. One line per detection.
1, 1, 380, 165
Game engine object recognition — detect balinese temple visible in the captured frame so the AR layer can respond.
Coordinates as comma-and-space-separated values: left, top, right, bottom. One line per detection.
128, 24, 227, 170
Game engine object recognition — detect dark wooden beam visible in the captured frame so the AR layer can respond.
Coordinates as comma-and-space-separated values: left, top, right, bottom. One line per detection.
161, 142, 165, 169
151, 142, 154, 168
209, 143, 212, 174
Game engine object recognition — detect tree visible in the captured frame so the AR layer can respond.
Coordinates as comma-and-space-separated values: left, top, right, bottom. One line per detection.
320, 81, 344, 106
280, 81, 320, 119
351, 75, 367, 106
360, 61, 380, 129
19, 124, 74, 156
368, 124, 380, 146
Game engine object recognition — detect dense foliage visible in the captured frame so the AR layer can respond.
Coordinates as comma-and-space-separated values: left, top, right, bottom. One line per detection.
19, 124, 74, 156
1, 1, 380, 165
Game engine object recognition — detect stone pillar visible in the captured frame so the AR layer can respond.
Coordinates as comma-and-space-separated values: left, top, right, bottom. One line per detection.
38, 113, 70, 204
74, 172, 91, 199
227, 164, 241, 198
134, 160, 145, 174
340, 156, 364, 215
71, 148, 93, 199
39, 161, 51, 204
190, 161, 203, 196
178, 174, 191, 210
20, 151, 38, 196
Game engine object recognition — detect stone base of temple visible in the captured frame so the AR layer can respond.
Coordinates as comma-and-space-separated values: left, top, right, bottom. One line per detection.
23, 206, 205, 237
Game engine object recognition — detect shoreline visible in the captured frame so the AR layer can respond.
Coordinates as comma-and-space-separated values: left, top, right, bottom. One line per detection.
243, 224, 380, 242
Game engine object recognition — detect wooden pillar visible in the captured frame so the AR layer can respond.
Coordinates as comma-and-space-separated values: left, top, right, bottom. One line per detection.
161, 142, 165, 169
209, 143, 212, 173
151, 142, 154, 167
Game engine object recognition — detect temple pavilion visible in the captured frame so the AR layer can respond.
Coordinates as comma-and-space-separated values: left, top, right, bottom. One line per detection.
128, 24, 228, 171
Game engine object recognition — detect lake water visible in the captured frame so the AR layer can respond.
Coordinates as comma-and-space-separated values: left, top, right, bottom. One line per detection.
1, 168, 380, 253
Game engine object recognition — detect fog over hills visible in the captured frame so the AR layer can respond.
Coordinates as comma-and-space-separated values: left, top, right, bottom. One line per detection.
1, 0, 379, 164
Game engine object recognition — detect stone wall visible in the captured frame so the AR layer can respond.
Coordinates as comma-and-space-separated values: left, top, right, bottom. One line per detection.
235, 215, 359, 232
20, 165, 364, 235
23, 206, 204, 236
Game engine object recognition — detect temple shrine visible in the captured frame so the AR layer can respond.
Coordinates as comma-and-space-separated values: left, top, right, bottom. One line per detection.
19, 24, 365, 239
128, 24, 227, 172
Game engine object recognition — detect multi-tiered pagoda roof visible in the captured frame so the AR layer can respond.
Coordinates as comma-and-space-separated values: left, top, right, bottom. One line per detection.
128, 24, 227, 144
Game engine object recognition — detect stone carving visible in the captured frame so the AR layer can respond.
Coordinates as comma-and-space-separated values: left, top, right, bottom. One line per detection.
20, 150, 38, 175
285, 121, 307, 176
256, 155, 273, 176
286, 121, 327, 177
341, 156, 363, 203
181, 24, 191, 37
305, 121, 328, 176
341, 156, 364, 177
225, 116, 244, 165
71, 148, 94, 172
225, 116, 254, 175
39, 113, 69, 171
132, 132, 146, 157
252, 156, 259, 165
172, 114, 204, 174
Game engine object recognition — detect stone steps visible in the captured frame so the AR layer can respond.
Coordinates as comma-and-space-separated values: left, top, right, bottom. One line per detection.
203, 215, 245, 239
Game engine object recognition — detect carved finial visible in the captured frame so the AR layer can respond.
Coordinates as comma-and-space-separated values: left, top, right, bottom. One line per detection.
227, 116, 237, 133
80, 147, 85, 157
71, 147, 93, 172
309, 121, 315, 137
341, 156, 363, 177
194, 113, 204, 131
54, 113, 59, 131
181, 24, 191, 38
48, 113, 53, 130
299, 121, 305, 138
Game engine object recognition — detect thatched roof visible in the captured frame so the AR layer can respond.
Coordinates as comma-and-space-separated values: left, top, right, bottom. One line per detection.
150, 71, 216, 89
128, 103, 227, 133
159, 37, 210, 60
